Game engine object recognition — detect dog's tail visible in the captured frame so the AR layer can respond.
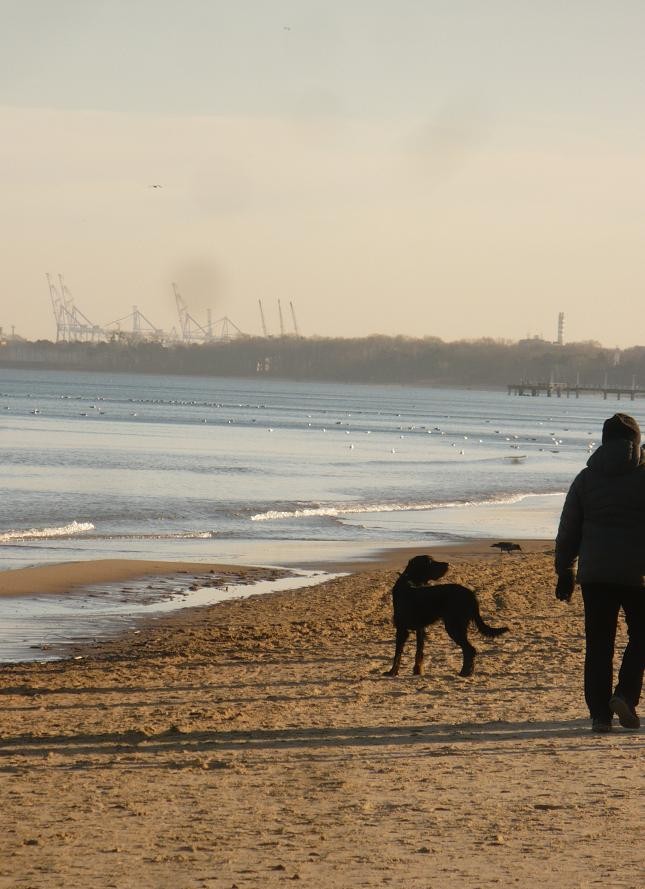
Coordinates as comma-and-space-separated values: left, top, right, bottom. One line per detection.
473, 602, 509, 637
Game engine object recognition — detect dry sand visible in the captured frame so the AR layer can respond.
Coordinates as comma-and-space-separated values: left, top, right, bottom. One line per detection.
0, 547, 642, 889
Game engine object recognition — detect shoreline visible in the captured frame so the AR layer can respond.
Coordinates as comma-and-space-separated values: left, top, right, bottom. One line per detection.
0, 558, 289, 599
0, 538, 553, 599
0, 540, 553, 665
0, 540, 552, 665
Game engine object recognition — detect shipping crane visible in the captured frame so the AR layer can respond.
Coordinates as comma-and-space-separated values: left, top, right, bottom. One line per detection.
173, 282, 210, 342
106, 305, 165, 341
290, 301, 300, 337
278, 299, 285, 337
46, 273, 105, 342
173, 282, 245, 342
258, 299, 268, 337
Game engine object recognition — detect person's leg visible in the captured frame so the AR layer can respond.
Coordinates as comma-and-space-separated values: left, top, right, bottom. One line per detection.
615, 587, 644, 709
581, 584, 620, 723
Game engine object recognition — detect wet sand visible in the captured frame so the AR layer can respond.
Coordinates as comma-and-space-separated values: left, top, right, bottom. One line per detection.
0, 559, 289, 599
0, 545, 642, 888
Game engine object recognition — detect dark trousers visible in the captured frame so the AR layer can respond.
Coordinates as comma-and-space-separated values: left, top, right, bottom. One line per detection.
581, 584, 644, 722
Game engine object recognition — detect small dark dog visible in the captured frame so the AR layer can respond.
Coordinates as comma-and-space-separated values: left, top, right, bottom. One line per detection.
384, 555, 509, 678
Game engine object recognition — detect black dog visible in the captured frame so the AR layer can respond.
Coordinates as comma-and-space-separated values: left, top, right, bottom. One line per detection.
384, 555, 509, 677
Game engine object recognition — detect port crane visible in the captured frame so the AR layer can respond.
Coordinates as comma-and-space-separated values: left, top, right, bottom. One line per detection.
47, 274, 105, 342
45, 274, 247, 344
105, 306, 165, 341
257, 299, 301, 337
290, 301, 300, 337
173, 283, 245, 343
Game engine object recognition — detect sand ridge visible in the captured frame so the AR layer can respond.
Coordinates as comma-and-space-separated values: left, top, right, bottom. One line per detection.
0, 550, 642, 888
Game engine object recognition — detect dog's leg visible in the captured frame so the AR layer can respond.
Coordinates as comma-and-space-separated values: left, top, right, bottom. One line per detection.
413, 628, 426, 675
458, 642, 476, 677
443, 618, 477, 677
383, 627, 409, 676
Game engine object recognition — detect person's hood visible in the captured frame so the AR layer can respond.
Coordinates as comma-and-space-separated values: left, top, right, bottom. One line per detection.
586, 438, 645, 475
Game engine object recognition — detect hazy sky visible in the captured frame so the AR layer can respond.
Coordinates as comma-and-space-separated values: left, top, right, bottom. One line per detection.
2, 1, 644, 345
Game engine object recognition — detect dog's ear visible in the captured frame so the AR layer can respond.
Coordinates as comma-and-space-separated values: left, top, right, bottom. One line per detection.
404, 555, 434, 583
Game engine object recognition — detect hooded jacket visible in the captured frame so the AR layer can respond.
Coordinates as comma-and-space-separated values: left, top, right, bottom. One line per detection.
555, 439, 645, 586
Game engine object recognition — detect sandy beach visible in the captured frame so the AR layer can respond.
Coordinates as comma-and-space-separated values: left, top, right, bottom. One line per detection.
0, 546, 642, 889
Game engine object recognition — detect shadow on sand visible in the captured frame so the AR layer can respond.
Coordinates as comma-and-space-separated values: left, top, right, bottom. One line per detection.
2, 719, 641, 769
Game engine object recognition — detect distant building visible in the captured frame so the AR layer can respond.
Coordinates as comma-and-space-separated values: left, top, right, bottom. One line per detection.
518, 334, 547, 347
0, 325, 26, 344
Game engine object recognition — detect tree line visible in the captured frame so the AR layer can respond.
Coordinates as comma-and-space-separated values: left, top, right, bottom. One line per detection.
2, 335, 644, 389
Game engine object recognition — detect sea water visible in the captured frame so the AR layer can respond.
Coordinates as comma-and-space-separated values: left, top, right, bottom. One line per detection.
0, 570, 338, 663
1, 367, 636, 570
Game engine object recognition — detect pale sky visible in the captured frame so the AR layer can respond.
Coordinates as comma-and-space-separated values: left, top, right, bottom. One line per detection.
1, 1, 644, 345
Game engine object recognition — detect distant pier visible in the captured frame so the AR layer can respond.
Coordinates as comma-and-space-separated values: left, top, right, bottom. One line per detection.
508, 382, 644, 400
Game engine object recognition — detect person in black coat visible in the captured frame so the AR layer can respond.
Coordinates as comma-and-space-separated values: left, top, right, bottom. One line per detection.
555, 412, 645, 732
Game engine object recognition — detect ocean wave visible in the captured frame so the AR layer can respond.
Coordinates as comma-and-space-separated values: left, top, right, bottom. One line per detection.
0, 521, 95, 543
0, 525, 220, 544
250, 491, 565, 522
98, 531, 216, 541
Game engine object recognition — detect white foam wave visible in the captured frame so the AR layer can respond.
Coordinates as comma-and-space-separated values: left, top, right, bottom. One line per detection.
251, 492, 565, 522
96, 530, 215, 541
127, 531, 214, 540
0, 521, 95, 543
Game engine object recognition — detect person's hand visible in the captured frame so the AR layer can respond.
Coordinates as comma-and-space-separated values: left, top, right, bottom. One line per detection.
555, 570, 575, 602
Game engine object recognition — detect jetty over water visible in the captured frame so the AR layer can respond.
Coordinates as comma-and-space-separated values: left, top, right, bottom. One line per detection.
508, 382, 644, 400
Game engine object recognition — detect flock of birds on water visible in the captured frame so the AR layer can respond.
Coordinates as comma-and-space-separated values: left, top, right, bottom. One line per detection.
2, 389, 600, 461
